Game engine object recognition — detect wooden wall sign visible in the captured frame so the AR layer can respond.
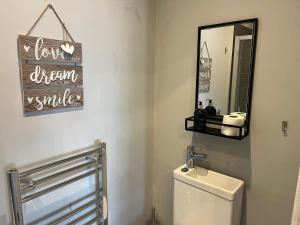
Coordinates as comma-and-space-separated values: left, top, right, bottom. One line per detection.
18, 4, 84, 115
18, 35, 84, 114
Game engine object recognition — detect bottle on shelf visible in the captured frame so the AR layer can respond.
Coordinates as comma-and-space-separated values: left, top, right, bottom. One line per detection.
194, 101, 207, 131
205, 99, 217, 116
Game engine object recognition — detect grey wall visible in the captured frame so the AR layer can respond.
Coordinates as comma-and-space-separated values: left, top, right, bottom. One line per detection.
0, 0, 155, 225
1, 1, 300, 225
153, 0, 300, 225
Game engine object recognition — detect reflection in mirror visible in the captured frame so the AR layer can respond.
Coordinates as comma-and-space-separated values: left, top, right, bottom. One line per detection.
197, 21, 257, 118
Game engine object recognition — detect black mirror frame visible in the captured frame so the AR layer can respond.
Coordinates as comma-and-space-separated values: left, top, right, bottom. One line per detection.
195, 18, 258, 135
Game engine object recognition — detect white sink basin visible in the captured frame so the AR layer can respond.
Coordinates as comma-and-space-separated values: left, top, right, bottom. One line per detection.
174, 164, 244, 200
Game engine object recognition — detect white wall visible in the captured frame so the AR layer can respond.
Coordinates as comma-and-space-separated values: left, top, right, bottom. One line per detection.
199, 26, 234, 114
0, 1, 155, 225
153, 0, 300, 225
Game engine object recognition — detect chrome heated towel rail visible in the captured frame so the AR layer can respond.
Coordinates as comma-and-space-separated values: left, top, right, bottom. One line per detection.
8, 142, 108, 225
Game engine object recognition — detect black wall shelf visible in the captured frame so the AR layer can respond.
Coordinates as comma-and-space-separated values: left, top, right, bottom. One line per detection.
185, 116, 248, 140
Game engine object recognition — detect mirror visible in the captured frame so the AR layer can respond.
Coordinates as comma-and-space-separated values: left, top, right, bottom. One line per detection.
196, 19, 258, 119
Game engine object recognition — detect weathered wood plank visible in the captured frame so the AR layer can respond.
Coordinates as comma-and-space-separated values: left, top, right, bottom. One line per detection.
23, 87, 84, 112
21, 64, 83, 88
18, 35, 82, 64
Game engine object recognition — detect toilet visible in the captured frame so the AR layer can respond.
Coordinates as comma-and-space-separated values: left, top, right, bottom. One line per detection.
173, 165, 244, 225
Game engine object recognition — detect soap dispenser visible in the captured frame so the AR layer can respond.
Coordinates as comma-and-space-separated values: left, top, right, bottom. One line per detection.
205, 99, 217, 116
194, 101, 207, 131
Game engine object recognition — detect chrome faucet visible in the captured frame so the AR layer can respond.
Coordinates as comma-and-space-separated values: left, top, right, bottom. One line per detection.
186, 146, 207, 169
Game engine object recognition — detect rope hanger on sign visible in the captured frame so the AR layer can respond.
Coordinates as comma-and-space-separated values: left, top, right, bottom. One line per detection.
26, 4, 75, 43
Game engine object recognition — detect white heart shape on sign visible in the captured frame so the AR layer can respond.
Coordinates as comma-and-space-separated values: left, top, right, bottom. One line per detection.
69, 45, 74, 54
27, 97, 33, 103
61, 43, 75, 55
61, 44, 68, 53
24, 45, 30, 52
76, 95, 81, 100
